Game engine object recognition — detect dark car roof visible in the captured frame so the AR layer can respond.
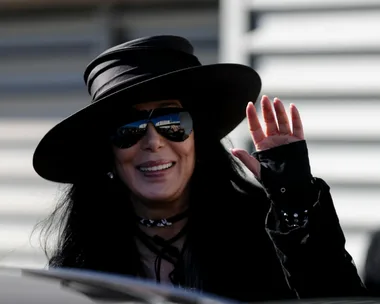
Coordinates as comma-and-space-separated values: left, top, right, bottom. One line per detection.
0, 267, 235, 304
2, 267, 380, 304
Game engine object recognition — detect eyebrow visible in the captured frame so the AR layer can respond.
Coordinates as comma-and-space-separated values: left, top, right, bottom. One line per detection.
132, 101, 182, 111
157, 102, 181, 108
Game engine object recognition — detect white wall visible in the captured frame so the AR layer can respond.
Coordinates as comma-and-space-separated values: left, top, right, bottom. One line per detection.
221, 0, 380, 276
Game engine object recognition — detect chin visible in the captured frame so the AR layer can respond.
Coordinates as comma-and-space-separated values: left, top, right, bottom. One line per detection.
132, 183, 185, 203
144, 194, 175, 203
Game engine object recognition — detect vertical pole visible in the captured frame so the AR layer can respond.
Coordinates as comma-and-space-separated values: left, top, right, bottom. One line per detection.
219, 0, 250, 65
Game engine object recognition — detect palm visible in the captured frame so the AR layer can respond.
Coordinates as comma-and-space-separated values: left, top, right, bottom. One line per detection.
232, 96, 305, 179
255, 134, 301, 152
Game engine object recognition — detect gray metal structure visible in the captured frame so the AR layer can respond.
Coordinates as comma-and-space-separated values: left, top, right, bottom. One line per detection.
220, 0, 380, 276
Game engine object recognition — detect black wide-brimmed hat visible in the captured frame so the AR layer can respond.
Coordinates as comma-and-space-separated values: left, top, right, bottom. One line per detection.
32, 35, 262, 183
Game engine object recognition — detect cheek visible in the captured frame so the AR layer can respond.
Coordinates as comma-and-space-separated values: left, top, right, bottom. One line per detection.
173, 137, 196, 169
112, 146, 138, 177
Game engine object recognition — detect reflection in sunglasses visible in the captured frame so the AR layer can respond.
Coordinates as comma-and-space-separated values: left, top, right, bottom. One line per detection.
111, 110, 193, 149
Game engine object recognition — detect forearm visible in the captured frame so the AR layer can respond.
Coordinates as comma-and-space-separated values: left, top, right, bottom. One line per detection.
254, 140, 367, 297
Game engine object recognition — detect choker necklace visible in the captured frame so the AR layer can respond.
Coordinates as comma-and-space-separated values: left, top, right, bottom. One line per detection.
137, 209, 189, 228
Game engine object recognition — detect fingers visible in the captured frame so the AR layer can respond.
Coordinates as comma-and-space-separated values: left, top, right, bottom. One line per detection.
248, 95, 305, 141
290, 103, 305, 139
273, 98, 292, 135
246, 101, 265, 144
231, 148, 261, 178
261, 96, 279, 136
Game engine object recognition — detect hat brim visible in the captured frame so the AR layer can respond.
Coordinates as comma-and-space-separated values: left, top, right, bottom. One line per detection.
33, 63, 261, 183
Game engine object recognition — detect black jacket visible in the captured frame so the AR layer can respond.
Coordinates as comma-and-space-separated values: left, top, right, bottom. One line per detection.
50, 140, 367, 302
201, 140, 367, 302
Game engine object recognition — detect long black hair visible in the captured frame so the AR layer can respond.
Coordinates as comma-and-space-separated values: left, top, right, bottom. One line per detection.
34, 104, 263, 290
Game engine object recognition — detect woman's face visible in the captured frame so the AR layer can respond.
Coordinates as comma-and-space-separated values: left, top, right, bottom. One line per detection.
112, 100, 195, 203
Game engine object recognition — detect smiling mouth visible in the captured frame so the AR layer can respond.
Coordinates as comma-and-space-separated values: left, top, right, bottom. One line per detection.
137, 162, 175, 172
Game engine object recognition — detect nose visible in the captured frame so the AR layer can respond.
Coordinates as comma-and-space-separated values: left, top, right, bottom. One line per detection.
141, 123, 164, 152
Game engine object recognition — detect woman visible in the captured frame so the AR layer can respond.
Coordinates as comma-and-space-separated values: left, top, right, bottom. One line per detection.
33, 35, 367, 302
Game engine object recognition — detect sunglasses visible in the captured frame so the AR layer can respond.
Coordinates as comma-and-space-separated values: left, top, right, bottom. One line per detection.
110, 108, 193, 149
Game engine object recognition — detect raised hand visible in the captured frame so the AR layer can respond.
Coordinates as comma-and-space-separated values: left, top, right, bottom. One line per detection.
231, 95, 305, 179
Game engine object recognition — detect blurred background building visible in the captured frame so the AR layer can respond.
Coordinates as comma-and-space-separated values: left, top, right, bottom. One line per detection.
0, 0, 380, 280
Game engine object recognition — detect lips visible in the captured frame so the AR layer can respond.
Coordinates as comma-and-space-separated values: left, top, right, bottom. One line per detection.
137, 160, 175, 173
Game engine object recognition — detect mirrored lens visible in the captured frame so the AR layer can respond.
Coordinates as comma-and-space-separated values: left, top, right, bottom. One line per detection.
111, 119, 147, 148
153, 112, 192, 142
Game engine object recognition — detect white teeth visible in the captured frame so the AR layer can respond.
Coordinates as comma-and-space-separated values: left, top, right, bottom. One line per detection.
139, 162, 174, 172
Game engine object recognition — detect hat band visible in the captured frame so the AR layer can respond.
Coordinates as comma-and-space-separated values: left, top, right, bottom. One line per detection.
89, 51, 201, 101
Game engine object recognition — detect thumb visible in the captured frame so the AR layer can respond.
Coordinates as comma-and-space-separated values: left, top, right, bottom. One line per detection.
231, 148, 261, 179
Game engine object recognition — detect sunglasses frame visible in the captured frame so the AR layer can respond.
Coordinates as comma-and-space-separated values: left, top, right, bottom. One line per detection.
110, 108, 193, 149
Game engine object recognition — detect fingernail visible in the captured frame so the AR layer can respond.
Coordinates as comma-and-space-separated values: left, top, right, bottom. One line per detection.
230, 148, 239, 156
